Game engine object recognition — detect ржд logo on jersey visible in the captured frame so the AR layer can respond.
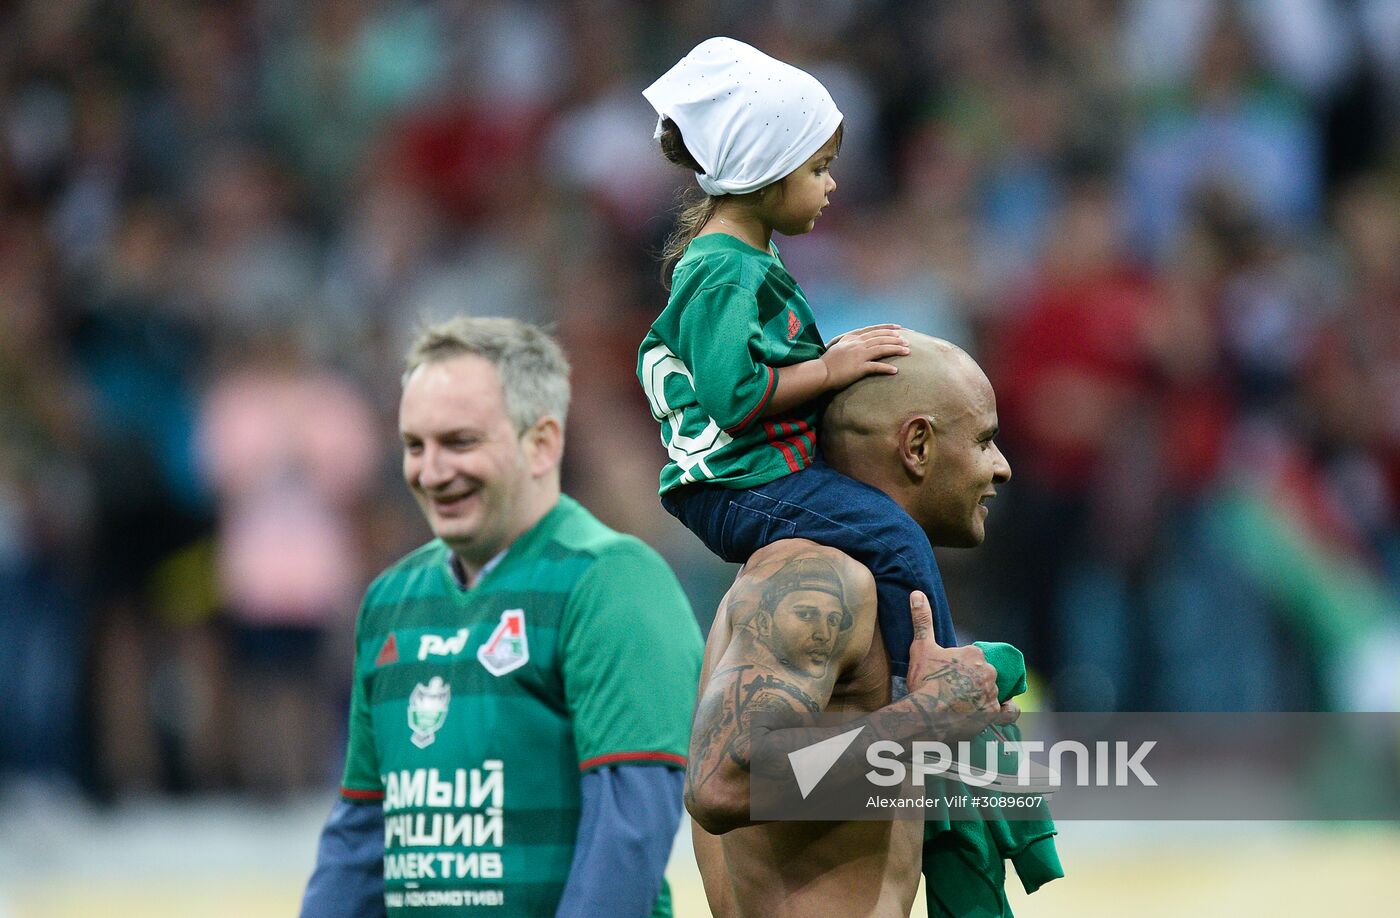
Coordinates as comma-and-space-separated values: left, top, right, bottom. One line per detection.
478, 609, 529, 677
419, 627, 470, 660
408, 677, 450, 749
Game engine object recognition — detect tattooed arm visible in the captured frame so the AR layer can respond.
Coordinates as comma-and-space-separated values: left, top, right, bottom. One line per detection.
685, 540, 1011, 835
686, 541, 875, 835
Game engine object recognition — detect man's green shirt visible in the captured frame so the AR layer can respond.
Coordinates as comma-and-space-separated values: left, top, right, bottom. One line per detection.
339, 496, 703, 916
638, 234, 824, 494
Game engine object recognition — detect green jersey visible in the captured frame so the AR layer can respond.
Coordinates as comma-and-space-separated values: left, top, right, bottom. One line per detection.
638, 234, 825, 495
339, 496, 703, 916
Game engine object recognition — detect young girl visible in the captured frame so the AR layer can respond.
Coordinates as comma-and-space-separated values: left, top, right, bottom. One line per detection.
637, 37, 958, 693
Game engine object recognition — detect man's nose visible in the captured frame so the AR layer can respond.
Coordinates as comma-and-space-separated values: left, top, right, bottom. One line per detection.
419, 445, 454, 487
992, 443, 1011, 483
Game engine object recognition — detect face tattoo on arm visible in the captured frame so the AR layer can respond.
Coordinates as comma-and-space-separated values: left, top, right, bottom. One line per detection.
686, 548, 863, 808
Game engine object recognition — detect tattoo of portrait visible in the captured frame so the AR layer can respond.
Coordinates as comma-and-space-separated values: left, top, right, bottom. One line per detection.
732, 554, 856, 680
686, 549, 866, 805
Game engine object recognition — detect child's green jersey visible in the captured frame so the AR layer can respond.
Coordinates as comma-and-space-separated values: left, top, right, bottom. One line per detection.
638, 233, 824, 494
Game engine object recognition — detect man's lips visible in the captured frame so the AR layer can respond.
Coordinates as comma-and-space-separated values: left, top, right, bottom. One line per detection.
429, 489, 477, 512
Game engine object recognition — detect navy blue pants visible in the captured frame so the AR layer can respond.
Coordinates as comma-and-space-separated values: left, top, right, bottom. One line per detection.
663, 462, 957, 682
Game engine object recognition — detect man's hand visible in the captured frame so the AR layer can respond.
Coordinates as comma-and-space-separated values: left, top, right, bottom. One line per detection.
905, 590, 1015, 735
819, 326, 909, 390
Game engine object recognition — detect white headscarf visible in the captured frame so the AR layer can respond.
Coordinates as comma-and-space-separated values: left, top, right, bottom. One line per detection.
643, 37, 843, 196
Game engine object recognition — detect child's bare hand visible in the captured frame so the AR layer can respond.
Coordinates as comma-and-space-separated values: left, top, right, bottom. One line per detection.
825, 324, 903, 349
820, 326, 909, 389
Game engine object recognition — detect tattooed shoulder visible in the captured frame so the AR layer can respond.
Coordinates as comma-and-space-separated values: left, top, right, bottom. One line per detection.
686, 543, 877, 805
724, 541, 875, 681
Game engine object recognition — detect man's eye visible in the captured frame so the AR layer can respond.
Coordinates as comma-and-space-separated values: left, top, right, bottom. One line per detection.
405, 443, 423, 454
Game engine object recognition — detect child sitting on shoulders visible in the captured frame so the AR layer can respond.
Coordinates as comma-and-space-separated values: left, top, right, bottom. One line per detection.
637, 37, 961, 693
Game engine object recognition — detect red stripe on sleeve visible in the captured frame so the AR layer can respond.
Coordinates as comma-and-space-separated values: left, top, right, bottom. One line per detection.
724, 366, 777, 435
340, 786, 385, 802
579, 751, 688, 771
787, 433, 811, 464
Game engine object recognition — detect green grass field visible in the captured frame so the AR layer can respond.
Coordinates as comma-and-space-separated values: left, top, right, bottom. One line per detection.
2, 789, 1395, 917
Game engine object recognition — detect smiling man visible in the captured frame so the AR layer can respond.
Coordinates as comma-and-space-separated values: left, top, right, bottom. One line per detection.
300, 317, 703, 918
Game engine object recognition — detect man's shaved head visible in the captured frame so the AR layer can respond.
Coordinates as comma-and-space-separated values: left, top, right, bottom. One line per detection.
821, 332, 1010, 546
822, 333, 981, 467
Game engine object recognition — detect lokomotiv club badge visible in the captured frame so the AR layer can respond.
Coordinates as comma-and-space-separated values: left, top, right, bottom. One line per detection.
478, 609, 529, 677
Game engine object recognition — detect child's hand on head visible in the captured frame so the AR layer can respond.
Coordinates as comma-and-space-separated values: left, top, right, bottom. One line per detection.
824, 324, 904, 349
819, 325, 910, 389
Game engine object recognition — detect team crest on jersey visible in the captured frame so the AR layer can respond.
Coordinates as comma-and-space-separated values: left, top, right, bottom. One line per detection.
478, 609, 529, 677
407, 677, 451, 748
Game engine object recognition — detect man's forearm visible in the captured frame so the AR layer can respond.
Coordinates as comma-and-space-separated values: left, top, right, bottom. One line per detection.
753, 682, 1003, 794
687, 642, 1007, 833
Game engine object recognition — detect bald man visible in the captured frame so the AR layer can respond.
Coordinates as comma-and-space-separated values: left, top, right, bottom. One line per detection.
686, 335, 1015, 917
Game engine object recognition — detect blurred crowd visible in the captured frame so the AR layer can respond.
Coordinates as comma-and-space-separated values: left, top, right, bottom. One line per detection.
3, 0, 1399, 801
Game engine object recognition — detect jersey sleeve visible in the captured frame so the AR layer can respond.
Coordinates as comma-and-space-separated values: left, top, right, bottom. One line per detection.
560, 541, 704, 772
675, 282, 776, 434
299, 799, 387, 918
554, 766, 683, 917
339, 606, 384, 803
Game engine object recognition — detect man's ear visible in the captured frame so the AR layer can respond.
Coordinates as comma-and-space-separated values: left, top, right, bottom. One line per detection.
898, 415, 935, 480
521, 417, 563, 477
